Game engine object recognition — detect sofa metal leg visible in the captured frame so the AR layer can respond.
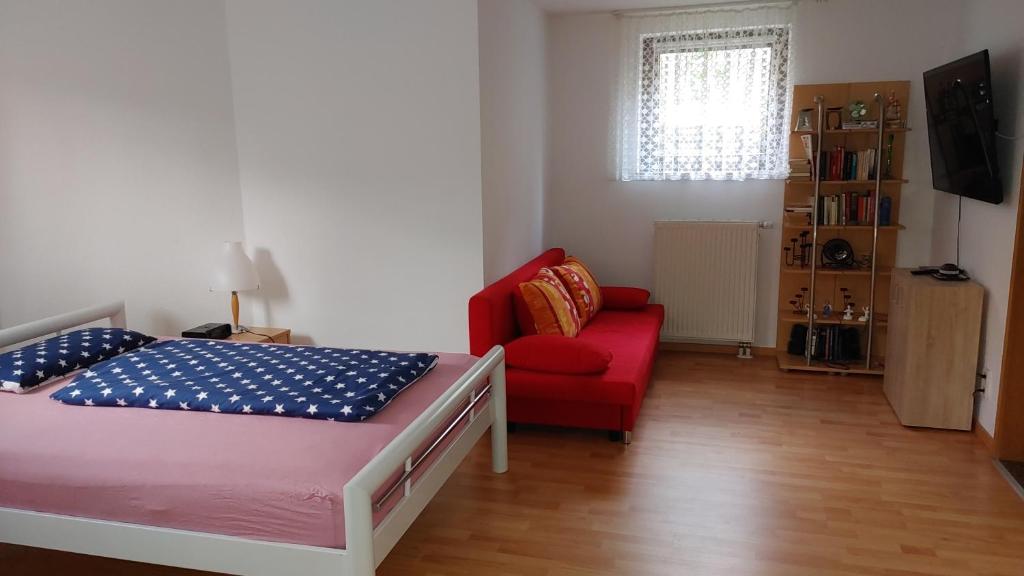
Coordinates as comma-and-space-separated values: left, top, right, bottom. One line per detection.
607, 430, 623, 442
623, 431, 632, 445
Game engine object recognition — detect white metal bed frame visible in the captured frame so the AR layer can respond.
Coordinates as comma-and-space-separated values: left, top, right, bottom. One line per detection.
0, 301, 508, 575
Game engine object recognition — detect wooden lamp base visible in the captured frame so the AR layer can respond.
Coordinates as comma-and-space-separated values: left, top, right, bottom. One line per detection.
231, 290, 240, 333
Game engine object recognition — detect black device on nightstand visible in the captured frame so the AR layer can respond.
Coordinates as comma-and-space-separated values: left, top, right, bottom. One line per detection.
181, 323, 232, 340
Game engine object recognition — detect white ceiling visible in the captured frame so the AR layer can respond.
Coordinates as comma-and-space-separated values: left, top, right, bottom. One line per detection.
533, 0, 721, 13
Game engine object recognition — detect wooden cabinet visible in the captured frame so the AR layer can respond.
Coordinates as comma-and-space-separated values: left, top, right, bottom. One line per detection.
883, 269, 983, 430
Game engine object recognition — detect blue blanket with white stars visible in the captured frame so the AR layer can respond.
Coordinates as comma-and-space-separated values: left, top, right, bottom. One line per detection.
50, 339, 438, 422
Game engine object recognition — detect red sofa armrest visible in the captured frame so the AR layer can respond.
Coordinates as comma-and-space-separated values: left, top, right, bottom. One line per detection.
468, 248, 566, 356
601, 286, 651, 310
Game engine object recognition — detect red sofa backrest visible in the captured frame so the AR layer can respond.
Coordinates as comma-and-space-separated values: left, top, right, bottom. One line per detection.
468, 248, 566, 356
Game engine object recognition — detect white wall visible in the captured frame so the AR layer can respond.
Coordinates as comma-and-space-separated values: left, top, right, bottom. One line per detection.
931, 0, 1024, 434
0, 0, 244, 335
544, 0, 964, 347
225, 0, 484, 353
479, 0, 547, 283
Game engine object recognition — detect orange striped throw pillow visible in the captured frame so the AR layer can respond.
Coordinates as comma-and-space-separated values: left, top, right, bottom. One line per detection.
518, 268, 581, 337
552, 256, 603, 326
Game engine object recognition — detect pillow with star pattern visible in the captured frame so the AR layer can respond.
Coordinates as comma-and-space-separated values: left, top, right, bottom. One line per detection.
0, 328, 156, 394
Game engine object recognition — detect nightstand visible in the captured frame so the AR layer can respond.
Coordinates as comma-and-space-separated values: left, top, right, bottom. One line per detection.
227, 327, 291, 344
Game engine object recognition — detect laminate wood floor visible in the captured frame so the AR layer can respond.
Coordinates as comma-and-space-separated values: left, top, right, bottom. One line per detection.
4, 351, 1023, 575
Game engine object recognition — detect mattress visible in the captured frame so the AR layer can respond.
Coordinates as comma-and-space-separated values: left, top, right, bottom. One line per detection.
0, 350, 479, 549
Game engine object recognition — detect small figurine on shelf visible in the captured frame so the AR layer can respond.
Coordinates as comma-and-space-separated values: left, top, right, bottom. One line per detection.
858, 306, 871, 323
843, 304, 855, 321
822, 302, 833, 318
885, 90, 903, 128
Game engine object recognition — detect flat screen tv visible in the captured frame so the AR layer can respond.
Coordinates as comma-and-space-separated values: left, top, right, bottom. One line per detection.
923, 50, 1003, 204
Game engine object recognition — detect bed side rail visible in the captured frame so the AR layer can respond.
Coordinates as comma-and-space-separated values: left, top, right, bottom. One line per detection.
343, 345, 507, 575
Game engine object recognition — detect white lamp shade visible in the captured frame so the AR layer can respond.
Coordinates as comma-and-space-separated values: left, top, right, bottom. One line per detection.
210, 241, 260, 292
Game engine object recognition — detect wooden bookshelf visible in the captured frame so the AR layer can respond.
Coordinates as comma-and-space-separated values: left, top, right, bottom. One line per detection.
776, 352, 886, 375
795, 127, 911, 135
778, 81, 909, 376
825, 127, 909, 134
786, 179, 908, 185
778, 311, 888, 327
782, 224, 905, 231
781, 267, 892, 276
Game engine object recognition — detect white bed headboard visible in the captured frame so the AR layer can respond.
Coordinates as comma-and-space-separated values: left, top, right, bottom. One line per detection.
0, 301, 126, 350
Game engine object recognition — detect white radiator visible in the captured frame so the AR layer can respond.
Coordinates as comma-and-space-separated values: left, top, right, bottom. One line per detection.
653, 220, 760, 346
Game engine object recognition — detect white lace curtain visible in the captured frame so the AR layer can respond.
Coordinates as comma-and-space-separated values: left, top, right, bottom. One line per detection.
616, 3, 794, 181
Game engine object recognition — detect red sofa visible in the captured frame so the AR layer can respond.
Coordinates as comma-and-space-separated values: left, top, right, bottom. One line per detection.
468, 248, 664, 443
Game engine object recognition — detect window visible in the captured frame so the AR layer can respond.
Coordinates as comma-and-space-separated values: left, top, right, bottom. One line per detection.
617, 8, 792, 182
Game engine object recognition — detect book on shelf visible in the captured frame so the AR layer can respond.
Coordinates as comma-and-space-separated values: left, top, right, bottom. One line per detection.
815, 192, 890, 226
788, 158, 812, 180
809, 325, 860, 362
879, 196, 892, 226
818, 146, 878, 181
800, 135, 815, 176
841, 120, 878, 130
857, 149, 877, 181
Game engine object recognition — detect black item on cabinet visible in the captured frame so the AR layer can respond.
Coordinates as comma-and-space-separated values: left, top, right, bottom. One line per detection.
182, 323, 232, 340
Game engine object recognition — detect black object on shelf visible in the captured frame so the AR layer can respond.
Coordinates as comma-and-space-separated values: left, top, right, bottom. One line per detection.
821, 238, 856, 269
932, 263, 971, 281
182, 323, 232, 339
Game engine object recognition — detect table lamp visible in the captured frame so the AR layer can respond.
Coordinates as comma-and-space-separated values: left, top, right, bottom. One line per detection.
210, 241, 260, 332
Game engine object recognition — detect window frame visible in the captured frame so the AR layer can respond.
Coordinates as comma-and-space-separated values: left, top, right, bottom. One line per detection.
634, 25, 791, 181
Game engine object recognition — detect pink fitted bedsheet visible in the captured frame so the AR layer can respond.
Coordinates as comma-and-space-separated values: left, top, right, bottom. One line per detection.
0, 350, 479, 549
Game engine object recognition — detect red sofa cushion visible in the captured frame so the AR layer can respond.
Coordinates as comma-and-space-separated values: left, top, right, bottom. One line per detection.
505, 305, 664, 406
517, 268, 581, 337
551, 256, 603, 326
469, 248, 565, 356
505, 336, 613, 374
512, 287, 537, 336
601, 286, 651, 310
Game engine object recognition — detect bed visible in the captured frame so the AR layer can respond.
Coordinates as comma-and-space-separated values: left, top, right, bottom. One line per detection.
0, 301, 508, 575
